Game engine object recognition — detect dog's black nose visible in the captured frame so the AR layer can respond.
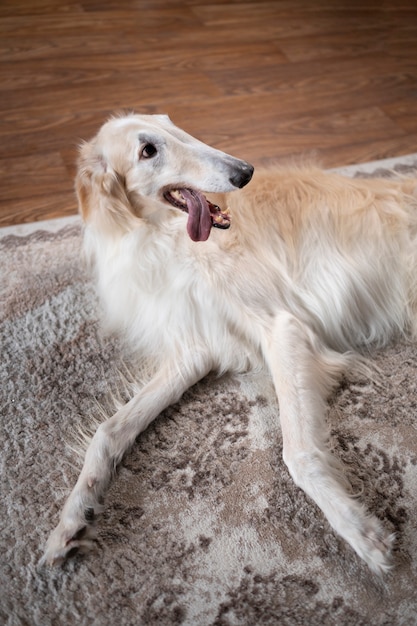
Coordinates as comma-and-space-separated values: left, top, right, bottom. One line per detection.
229, 162, 254, 189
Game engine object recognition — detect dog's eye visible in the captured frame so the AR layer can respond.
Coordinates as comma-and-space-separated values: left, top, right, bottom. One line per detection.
141, 143, 157, 159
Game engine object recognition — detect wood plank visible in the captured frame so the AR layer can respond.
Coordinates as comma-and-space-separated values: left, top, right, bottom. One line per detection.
306, 133, 417, 169
0, 8, 200, 36
191, 3, 417, 38
0, 42, 286, 91
165, 105, 406, 164
0, 193, 77, 227
279, 29, 417, 64
0, 153, 72, 202
205, 54, 417, 97
0, 153, 76, 226
382, 101, 417, 134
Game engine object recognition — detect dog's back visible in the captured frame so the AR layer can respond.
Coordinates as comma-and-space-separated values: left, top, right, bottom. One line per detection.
217, 166, 417, 351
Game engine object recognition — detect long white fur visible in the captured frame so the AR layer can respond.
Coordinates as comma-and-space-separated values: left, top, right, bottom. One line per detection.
42, 113, 417, 573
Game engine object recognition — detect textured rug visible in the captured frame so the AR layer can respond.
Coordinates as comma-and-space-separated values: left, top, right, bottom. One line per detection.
2, 155, 417, 626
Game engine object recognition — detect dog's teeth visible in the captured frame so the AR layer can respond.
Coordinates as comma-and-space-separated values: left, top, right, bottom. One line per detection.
212, 207, 231, 226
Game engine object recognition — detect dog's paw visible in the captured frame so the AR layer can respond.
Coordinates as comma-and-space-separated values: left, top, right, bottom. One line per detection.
41, 514, 96, 567
350, 517, 395, 575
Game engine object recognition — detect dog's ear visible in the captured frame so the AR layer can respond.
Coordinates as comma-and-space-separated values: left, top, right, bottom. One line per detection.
75, 140, 137, 232
75, 140, 104, 221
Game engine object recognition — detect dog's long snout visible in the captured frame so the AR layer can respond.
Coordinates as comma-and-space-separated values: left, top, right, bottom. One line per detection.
229, 161, 254, 189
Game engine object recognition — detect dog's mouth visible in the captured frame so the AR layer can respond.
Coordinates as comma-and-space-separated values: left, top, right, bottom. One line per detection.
163, 188, 231, 242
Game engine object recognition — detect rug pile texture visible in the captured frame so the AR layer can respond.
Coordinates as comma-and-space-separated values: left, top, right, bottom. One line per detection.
1, 156, 417, 625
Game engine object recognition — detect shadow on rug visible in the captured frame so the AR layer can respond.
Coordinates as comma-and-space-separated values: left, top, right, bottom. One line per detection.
1, 156, 417, 625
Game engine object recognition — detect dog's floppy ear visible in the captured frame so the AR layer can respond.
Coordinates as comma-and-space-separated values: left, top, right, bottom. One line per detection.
75, 139, 137, 232
75, 139, 106, 221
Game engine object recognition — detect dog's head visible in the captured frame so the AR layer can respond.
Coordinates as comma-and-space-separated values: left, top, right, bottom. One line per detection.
76, 114, 254, 241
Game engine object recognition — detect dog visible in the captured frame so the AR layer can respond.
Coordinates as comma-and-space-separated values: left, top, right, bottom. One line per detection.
42, 113, 417, 573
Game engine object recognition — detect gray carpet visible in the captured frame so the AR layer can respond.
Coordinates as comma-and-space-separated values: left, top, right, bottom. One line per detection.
1, 156, 417, 626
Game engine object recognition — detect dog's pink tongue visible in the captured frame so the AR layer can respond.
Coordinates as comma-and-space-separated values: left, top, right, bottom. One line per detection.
181, 189, 212, 242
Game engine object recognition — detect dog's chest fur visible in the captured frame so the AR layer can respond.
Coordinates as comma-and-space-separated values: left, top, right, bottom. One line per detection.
85, 224, 262, 373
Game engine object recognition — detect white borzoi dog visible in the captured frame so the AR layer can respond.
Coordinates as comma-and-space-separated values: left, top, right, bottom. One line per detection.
43, 113, 417, 573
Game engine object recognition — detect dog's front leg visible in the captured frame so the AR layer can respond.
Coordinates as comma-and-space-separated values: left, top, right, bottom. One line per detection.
265, 312, 394, 574
42, 356, 212, 566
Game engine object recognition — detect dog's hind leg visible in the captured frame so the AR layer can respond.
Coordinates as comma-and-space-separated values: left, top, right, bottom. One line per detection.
42, 355, 212, 566
265, 311, 394, 574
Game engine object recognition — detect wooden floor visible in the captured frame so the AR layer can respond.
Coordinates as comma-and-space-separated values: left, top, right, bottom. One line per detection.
1, 0, 417, 227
